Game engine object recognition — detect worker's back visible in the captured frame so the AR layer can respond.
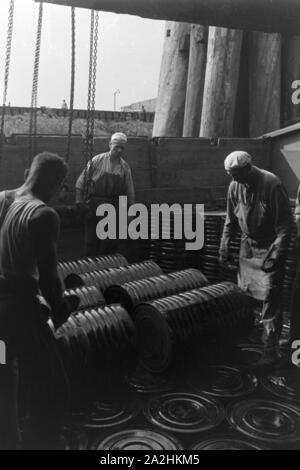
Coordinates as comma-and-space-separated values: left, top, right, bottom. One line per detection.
0, 191, 45, 281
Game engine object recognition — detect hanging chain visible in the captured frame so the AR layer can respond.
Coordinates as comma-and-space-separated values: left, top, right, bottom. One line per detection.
0, 0, 15, 164
83, 10, 99, 201
66, 6, 76, 163
29, 1, 43, 165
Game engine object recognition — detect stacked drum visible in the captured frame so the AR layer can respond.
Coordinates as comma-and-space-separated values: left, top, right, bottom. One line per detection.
58, 254, 128, 287
105, 268, 209, 312
55, 304, 138, 399
133, 282, 254, 373
68, 261, 163, 293
148, 206, 200, 273
55, 249, 300, 451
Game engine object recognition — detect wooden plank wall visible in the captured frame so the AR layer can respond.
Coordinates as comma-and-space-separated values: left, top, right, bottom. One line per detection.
0, 135, 151, 195
153, 137, 269, 201
0, 135, 269, 204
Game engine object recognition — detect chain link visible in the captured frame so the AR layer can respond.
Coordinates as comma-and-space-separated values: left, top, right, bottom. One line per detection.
29, 1, 43, 165
83, 10, 99, 201
0, 0, 15, 165
66, 6, 76, 163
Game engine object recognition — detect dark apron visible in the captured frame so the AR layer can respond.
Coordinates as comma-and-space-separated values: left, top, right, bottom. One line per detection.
84, 173, 128, 257
87, 172, 126, 214
234, 199, 282, 302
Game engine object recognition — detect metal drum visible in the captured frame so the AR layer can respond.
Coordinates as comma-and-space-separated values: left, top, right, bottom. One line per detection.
91, 428, 184, 450
75, 260, 162, 293
191, 435, 266, 450
64, 286, 105, 309
148, 207, 200, 273
133, 282, 254, 373
105, 268, 208, 312
143, 392, 225, 434
188, 365, 258, 399
59, 254, 128, 288
227, 399, 300, 445
55, 304, 137, 398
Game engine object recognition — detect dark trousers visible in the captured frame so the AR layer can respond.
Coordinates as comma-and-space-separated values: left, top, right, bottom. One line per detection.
0, 289, 69, 449
291, 258, 300, 341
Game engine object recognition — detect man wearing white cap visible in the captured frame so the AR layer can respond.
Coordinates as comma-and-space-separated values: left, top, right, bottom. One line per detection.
219, 151, 293, 367
76, 132, 135, 256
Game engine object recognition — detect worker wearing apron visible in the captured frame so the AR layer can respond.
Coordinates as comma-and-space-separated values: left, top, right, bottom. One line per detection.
290, 186, 300, 344
219, 151, 293, 367
76, 133, 135, 257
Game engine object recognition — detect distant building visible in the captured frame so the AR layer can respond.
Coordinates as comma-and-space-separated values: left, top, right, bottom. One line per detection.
121, 98, 157, 113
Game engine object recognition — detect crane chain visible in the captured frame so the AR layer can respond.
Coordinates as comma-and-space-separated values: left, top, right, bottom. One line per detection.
0, 0, 15, 166
29, 1, 43, 165
66, 6, 76, 163
83, 10, 99, 202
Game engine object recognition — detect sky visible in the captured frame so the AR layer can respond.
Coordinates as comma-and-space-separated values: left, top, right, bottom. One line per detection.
0, 0, 165, 110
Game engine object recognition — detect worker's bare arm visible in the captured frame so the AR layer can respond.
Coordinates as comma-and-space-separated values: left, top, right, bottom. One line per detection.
29, 207, 65, 320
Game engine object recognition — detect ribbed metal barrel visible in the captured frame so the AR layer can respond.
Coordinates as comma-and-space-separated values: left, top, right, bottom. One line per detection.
105, 268, 208, 312
55, 304, 137, 398
64, 286, 105, 309
71, 261, 162, 293
199, 214, 240, 284
133, 282, 254, 373
58, 254, 128, 285
148, 207, 200, 273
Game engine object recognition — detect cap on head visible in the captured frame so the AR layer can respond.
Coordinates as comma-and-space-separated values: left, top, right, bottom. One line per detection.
110, 132, 127, 146
224, 151, 252, 171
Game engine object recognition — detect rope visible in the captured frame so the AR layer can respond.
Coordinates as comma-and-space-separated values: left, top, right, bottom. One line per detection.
28, 1, 43, 165
83, 10, 99, 202
66, 6, 76, 163
0, 0, 15, 165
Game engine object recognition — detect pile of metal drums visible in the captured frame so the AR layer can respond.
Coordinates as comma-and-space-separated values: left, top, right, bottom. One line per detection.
54, 249, 300, 450
148, 206, 200, 273
198, 212, 241, 284
56, 257, 165, 401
